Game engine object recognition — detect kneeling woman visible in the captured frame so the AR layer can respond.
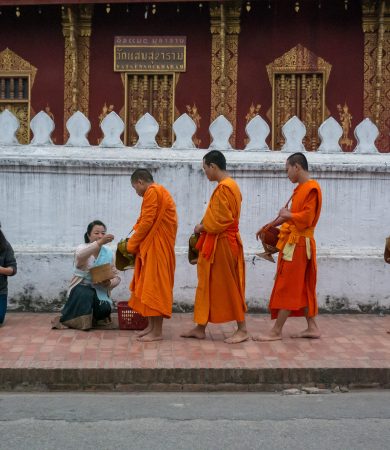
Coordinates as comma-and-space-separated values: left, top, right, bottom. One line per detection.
52, 220, 120, 330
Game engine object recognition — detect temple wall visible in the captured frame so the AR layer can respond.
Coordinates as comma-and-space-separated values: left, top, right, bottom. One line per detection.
1, 145, 389, 313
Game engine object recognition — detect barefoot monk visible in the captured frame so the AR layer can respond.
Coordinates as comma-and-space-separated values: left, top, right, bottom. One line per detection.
254, 152, 322, 341
126, 169, 178, 342
181, 151, 248, 344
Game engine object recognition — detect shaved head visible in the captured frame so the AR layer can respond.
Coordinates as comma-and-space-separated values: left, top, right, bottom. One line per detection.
287, 152, 308, 171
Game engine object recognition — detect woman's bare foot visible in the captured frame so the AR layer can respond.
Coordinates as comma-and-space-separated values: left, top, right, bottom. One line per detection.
180, 325, 206, 340
252, 330, 282, 342
51, 316, 67, 330
224, 329, 249, 344
290, 329, 321, 339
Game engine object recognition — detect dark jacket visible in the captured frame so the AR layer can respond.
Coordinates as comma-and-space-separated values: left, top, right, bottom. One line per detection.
0, 241, 17, 295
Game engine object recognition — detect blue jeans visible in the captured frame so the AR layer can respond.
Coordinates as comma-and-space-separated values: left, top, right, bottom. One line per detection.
0, 294, 7, 324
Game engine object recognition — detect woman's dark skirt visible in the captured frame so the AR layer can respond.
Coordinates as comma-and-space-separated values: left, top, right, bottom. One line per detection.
52, 284, 111, 330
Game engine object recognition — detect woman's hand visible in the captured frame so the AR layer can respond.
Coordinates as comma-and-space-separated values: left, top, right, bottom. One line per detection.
97, 234, 114, 246
97, 279, 111, 289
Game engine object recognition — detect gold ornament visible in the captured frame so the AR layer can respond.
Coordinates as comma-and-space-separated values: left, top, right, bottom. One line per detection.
337, 102, 353, 149
246, 2, 251, 13
294, 2, 300, 13
16, 7, 20, 17
106, 3, 111, 14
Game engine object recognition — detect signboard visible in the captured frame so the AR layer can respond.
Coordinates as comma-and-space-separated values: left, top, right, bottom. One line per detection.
114, 36, 186, 72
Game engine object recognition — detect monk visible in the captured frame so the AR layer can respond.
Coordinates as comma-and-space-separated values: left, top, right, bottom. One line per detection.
254, 152, 322, 341
126, 168, 178, 341
181, 150, 248, 344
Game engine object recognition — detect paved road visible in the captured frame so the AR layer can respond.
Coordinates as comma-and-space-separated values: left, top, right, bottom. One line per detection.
0, 391, 389, 450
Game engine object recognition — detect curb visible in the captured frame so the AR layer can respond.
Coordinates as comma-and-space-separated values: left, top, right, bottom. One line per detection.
1, 367, 389, 392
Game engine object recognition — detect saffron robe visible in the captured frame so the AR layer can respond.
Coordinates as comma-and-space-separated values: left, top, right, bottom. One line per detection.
269, 179, 322, 319
127, 183, 178, 318
194, 177, 247, 325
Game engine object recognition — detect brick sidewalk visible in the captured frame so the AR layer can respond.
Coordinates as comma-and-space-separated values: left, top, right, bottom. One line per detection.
0, 313, 389, 391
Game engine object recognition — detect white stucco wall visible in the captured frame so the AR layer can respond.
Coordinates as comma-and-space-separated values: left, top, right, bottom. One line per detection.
1, 145, 389, 312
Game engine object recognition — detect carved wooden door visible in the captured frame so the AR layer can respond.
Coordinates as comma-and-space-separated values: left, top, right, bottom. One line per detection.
273, 73, 325, 150
125, 73, 174, 147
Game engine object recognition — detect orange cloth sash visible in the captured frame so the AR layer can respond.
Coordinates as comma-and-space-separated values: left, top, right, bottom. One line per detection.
196, 220, 239, 261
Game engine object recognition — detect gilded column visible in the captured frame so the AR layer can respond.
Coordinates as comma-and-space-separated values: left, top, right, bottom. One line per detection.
210, 1, 241, 145
362, 0, 390, 151
62, 5, 93, 142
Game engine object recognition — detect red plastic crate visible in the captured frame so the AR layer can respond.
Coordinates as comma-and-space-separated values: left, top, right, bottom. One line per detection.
117, 301, 148, 330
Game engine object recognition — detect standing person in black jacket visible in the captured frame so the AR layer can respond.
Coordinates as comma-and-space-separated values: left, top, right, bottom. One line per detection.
0, 222, 17, 325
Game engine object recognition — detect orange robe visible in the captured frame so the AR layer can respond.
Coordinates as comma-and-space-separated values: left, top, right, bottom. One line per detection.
127, 183, 178, 318
194, 177, 247, 325
269, 179, 322, 320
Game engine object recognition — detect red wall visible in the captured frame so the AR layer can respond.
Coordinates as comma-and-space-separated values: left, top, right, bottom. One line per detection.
0, 2, 377, 150
237, 0, 365, 150
89, 2, 211, 146
0, 5, 64, 143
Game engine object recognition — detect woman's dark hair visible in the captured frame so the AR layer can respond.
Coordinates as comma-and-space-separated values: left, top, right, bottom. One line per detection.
84, 220, 106, 243
0, 229, 7, 252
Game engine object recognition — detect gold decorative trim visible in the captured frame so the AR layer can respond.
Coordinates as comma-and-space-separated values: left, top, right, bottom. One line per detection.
62, 5, 92, 142
210, 1, 241, 146
0, 48, 37, 144
245, 102, 261, 123
186, 103, 202, 147
244, 103, 261, 146
337, 102, 353, 150
266, 44, 332, 86
0, 48, 37, 85
363, 0, 390, 151
362, 0, 390, 32
97, 102, 115, 144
